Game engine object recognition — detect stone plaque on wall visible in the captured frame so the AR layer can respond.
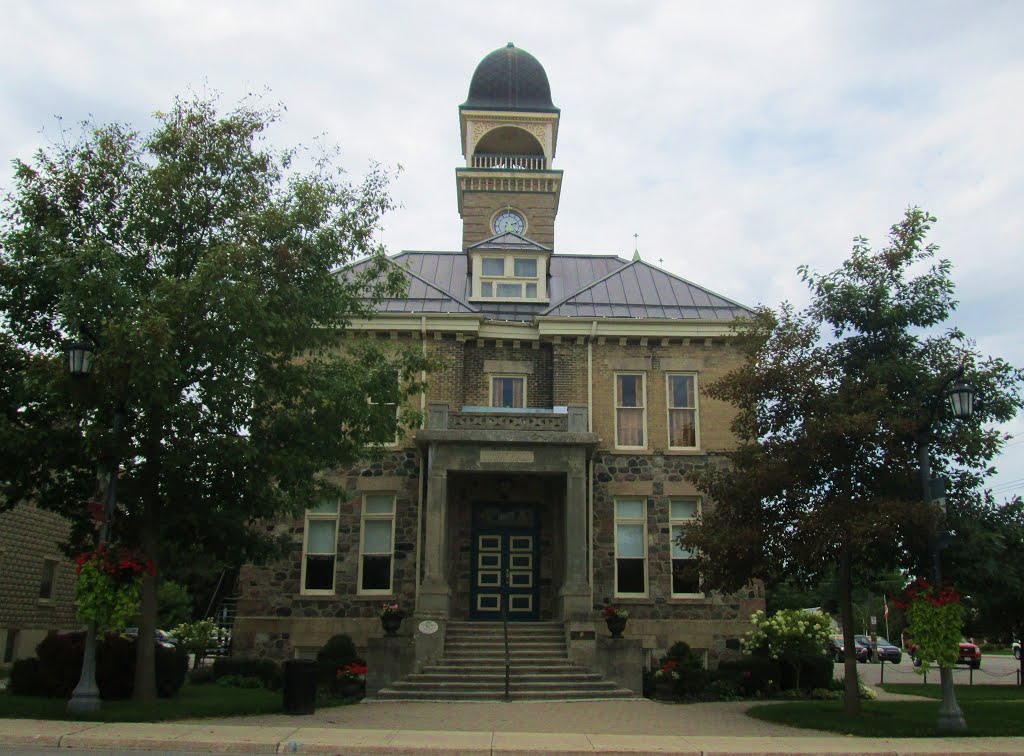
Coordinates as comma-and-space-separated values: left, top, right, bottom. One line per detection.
480, 449, 534, 464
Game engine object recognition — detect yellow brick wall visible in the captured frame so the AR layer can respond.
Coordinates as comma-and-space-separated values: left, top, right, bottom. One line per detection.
461, 191, 557, 249
589, 340, 740, 454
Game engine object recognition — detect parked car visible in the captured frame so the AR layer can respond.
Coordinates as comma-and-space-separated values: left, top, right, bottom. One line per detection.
121, 627, 177, 649
908, 639, 981, 669
854, 634, 903, 664
827, 634, 869, 663
1013, 640, 1020, 660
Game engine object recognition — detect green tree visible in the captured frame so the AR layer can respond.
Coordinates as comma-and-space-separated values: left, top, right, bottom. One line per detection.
682, 209, 1022, 713
945, 493, 1024, 643
0, 95, 429, 700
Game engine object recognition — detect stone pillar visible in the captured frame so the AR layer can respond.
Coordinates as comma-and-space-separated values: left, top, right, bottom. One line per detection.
366, 635, 415, 697
595, 636, 643, 694
417, 443, 450, 617
560, 452, 591, 620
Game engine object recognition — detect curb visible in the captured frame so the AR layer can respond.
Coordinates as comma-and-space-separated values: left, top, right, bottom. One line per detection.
3, 721, 1024, 755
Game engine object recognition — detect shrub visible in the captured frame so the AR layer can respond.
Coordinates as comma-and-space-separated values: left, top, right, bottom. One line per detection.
704, 675, 742, 700
665, 641, 703, 672
778, 652, 832, 691
35, 631, 87, 698
316, 634, 358, 687
30, 631, 187, 699
170, 619, 218, 668
742, 609, 832, 690
212, 657, 281, 689
155, 644, 188, 697
9, 657, 44, 696
717, 656, 781, 698
189, 665, 217, 685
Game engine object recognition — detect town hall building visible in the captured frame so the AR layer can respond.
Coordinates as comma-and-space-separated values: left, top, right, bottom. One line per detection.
232, 43, 764, 697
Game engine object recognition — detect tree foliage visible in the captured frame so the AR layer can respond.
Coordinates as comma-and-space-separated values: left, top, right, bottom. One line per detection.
682, 208, 1023, 711
945, 493, 1024, 641
0, 95, 430, 698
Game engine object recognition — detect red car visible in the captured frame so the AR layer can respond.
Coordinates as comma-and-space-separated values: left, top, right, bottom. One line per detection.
909, 640, 981, 669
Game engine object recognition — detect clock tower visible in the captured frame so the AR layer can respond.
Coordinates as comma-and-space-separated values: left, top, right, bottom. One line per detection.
457, 43, 562, 250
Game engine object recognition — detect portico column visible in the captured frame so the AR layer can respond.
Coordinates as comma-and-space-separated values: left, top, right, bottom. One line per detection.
560, 452, 591, 620
417, 443, 450, 617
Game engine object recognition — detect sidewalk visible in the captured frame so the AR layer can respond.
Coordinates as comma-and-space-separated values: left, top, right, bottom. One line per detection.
3, 697, 1024, 755
4, 717, 1024, 754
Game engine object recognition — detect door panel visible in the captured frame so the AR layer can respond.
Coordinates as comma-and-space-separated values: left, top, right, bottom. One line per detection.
470, 504, 540, 620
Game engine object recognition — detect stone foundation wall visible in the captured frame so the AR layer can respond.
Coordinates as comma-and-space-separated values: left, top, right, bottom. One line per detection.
234, 450, 421, 660
591, 451, 763, 643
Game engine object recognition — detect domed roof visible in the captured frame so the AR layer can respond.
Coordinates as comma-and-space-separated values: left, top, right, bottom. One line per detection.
461, 43, 558, 113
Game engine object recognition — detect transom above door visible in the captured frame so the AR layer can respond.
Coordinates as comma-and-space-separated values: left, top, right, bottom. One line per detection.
470, 503, 539, 621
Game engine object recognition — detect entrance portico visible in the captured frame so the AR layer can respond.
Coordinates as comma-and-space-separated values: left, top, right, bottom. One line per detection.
416, 403, 597, 623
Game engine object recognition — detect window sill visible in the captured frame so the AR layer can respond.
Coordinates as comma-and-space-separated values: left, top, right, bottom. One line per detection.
353, 593, 397, 600
665, 448, 704, 456
299, 590, 337, 599
670, 595, 706, 602
611, 596, 649, 603
36, 599, 55, 607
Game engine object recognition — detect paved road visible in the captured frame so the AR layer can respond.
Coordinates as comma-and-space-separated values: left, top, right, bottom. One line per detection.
836, 653, 1023, 687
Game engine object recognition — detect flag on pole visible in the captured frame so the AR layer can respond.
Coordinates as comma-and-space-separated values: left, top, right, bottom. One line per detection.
884, 595, 890, 619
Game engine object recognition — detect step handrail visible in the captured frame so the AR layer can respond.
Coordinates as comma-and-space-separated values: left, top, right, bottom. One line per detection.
503, 570, 511, 701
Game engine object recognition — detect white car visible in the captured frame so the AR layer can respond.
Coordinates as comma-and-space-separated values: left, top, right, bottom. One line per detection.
1014, 640, 1021, 660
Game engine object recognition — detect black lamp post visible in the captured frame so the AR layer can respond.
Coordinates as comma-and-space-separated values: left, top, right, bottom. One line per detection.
65, 338, 123, 714
919, 379, 976, 733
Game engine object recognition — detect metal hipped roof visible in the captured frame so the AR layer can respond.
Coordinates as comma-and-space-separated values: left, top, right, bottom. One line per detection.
543, 259, 753, 320
340, 255, 476, 314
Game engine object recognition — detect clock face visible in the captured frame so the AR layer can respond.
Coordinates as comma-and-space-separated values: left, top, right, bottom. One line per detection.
493, 210, 525, 235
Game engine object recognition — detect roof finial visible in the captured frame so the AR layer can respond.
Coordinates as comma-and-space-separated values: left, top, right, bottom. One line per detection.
632, 233, 641, 262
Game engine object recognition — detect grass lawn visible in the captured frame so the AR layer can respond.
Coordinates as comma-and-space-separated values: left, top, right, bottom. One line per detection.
880, 683, 1024, 702
0, 683, 284, 722
749, 686, 1024, 737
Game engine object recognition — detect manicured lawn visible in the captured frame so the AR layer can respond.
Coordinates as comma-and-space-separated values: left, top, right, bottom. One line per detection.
880, 683, 1024, 702
0, 684, 283, 722
748, 694, 1024, 737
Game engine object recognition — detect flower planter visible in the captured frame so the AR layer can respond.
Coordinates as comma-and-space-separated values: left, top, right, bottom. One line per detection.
381, 615, 403, 636
605, 615, 627, 638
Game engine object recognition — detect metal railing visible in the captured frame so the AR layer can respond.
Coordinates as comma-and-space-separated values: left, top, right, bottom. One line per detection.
503, 568, 511, 701
471, 153, 546, 170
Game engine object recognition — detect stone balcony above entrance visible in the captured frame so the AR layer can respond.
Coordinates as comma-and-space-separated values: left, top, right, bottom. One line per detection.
416, 402, 598, 451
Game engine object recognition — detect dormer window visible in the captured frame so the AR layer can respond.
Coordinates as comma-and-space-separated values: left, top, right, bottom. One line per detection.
478, 256, 541, 299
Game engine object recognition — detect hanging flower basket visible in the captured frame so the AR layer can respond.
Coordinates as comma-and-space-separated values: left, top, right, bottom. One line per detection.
73, 543, 155, 631
892, 578, 965, 672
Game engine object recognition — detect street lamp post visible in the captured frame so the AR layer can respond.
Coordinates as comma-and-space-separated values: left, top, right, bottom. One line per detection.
65, 339, 125, 715
919, 380, 976, 733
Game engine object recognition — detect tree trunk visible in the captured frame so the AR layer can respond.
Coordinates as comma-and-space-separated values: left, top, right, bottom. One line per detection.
839, 542, 861, 714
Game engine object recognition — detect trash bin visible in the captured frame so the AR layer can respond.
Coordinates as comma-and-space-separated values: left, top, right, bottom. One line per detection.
282, 659, 317, 715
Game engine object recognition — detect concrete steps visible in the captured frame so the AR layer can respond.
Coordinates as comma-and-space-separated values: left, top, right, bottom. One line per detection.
374, 621, 634, 701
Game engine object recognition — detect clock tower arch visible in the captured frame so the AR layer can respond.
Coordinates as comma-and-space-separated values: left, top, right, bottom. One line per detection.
457, 43, 562, 250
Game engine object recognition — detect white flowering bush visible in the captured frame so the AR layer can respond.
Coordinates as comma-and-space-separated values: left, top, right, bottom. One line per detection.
742, 609, 832, 690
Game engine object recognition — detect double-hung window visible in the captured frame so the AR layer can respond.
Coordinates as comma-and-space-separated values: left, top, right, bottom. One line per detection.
667, 373, 699, 448
359, 493, 396, 594
302, 501, 339, 594
479, 256, 539, 299
615, 373, 646, 448
670, 498, 702, 596
491, 375, 526, 408
614, 498, 647, 596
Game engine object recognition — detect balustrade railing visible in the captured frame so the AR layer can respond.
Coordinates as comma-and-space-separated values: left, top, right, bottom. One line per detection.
471, 153, 546, 170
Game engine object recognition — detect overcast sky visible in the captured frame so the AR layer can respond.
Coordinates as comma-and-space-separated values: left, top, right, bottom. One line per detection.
2, 1, 1021, 499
